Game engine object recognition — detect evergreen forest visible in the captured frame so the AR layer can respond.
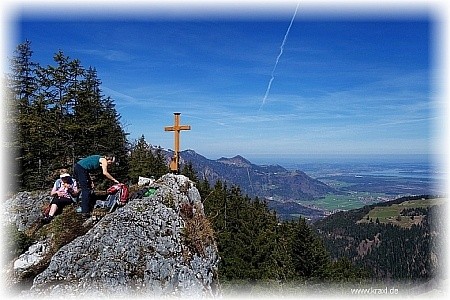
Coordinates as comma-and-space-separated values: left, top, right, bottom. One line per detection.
314, 195, 444, 281
181, 163, 367, 282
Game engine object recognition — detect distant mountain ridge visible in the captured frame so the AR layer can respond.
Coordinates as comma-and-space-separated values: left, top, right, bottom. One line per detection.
162, 149, 335, 204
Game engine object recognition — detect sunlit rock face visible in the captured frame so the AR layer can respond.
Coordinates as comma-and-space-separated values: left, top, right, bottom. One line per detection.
29, 174, 220, 298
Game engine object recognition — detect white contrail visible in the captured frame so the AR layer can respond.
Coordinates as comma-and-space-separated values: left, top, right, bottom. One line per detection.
259, 2, 300, 112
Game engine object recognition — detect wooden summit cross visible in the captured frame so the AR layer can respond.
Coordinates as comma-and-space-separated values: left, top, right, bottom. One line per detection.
164, 112, 191, 173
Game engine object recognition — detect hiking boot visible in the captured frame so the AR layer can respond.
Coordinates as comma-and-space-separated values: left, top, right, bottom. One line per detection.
42, 215, 53, 224
81, 213, 91, 219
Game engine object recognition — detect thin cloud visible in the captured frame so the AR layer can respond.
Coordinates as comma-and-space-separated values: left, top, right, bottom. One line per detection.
76, 49, 133, 62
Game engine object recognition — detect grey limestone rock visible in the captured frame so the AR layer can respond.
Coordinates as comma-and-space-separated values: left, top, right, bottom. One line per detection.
28, 174, 220, 298
13, 240, 51, 271
4, 191, 50, 232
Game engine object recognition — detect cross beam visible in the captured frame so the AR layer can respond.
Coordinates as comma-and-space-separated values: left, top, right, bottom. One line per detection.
164, 113, 191, 173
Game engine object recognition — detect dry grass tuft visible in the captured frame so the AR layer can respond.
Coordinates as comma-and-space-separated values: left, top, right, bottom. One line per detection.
182, 209, 215, 257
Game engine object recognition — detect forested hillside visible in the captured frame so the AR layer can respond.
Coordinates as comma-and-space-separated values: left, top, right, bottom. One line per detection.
314, 195, 445, 280
181, 163, 366, 282
178, 149, 335, 201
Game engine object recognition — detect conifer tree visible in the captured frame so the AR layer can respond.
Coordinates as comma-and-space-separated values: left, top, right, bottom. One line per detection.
128, 135, 154, 183
270, 222, 297, 281
291, 218, 331, 280
7, 41, 129, 190
6, 40, 39, 190
181, 162, 198, 182
149, 146, 169, 178
128, 136, 168, 183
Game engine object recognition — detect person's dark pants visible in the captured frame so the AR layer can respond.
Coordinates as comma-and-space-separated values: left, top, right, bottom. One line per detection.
50, 196, 73, 215
74, 163, 92, 214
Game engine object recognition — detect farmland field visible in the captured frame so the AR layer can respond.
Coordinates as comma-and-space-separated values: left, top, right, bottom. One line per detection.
356, 197, 445, 228
290, 158, 445, 215
298, 192, 387, 212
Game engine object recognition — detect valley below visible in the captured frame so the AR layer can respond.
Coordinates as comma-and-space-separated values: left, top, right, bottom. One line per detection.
177, 150, 445, 220
292, 159, 445, 219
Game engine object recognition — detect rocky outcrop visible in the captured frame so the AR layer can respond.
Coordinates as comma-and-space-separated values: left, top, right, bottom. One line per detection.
7, 174, 220, 298
13, 240, 50, 272
4, 191, 51, 232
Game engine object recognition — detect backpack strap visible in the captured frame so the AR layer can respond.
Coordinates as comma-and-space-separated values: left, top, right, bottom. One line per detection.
54, 179, 62, 190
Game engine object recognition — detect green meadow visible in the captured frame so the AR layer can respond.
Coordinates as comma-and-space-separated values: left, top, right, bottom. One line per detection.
298, 192, 387, 212
357, 198, 444, 228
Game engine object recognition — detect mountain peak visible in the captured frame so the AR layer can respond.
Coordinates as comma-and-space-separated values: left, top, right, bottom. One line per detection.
217, 155, 252, 168
166, 148, 335, 207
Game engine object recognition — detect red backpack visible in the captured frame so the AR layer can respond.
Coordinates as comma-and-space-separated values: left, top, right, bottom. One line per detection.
107, 183, 129, 205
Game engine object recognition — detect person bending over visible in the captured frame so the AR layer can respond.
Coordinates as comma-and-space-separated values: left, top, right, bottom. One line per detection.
74, 154, 119, 218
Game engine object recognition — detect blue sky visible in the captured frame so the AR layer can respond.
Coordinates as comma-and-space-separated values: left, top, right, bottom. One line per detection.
5, 1, 447, 162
